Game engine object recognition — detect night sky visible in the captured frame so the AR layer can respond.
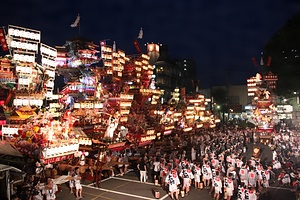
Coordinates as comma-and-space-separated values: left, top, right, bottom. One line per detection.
2, 0, 300, 88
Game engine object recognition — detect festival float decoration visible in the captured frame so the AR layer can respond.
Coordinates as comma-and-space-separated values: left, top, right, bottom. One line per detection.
247, 64, 278, 144
184, 94, 218, 130
0, 24, 221, 167
0, 25, 83, 165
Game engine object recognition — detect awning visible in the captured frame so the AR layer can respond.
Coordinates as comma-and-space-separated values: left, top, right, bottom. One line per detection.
0, 141, 23, 157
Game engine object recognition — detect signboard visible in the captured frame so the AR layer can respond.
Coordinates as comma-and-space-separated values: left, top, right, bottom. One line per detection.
1, 125, 19, 138
108, 142, 126, 149
276, 105, 293, 113
8, 25, 41, 42
41, 154, 74, 164
13, 51, 35, 63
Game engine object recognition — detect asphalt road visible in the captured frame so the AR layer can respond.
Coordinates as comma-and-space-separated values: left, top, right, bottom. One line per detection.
54, 169, 296, 200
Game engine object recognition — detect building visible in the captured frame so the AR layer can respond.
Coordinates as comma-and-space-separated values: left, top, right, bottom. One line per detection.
211, 85, 249, 122
147, 44, 198, 102
152, 44, 180, 102
176, 59, 197, 95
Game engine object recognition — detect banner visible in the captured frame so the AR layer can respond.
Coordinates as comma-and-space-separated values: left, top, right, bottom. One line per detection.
252, 57, 258, 67
133, 39, 142, 53
137, 28, 143, 39
0, 29, 8, 51
71, 14, 80, 27
266, 56, 272, 66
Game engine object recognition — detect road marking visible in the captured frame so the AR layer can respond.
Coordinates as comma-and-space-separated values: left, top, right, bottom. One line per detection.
84, 184, 159, 200
87, 169, 134, 186
160, 194, 170, 200
87, 176, 113, 186
112, 176, 155, 185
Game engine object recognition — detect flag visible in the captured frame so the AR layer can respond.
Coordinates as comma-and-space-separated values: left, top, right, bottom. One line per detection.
252, 57, 258, 67
113, 41, 116, 52
0, 28, 8, 51
137, 28, 143, 39
71, 14, 80, 27
266, 56, 272, 66
133, 39, 142, 53
260, 56, 264, 66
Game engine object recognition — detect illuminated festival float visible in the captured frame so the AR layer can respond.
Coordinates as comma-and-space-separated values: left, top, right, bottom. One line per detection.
0, 25, 220, 181
247, 57, 278, 145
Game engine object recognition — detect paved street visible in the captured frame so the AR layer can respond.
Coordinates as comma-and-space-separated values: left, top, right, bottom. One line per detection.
55, 169, 296, 200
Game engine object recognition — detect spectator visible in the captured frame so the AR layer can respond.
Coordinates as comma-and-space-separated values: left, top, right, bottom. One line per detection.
137, 158, 147, 183
42, 178, 58, 200
74, 167, 83, 199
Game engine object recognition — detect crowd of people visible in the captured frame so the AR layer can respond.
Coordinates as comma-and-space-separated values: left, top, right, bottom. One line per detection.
14, 125, 300, 200
133, 126, 300, 200
15, 164, 84, 200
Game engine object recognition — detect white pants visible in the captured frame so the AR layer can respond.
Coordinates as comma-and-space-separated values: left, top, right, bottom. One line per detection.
140, 170, 147, 182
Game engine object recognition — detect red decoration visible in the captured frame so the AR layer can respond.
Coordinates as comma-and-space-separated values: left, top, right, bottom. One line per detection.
0, 29, 8, 51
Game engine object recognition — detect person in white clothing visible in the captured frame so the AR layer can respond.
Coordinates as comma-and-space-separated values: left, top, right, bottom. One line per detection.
213, 172, 223, 200
224, 174, 234, 200
165, 169, 180, 200
42, 178, 58, 200
193, 163, 202, 189
248, 167, 257, 188
68, 168, 75, 194
153, 157, 161, 185
261, 169, 270, 193
202, 160, 212, 189
179, 167, 194, 195
191, 146, 197, 162
239, 165, 249, 186
74, 167, 83, 199
248, 187, 258, 200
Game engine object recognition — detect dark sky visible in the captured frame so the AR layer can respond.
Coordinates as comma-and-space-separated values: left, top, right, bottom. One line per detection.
2, 0, 300, 88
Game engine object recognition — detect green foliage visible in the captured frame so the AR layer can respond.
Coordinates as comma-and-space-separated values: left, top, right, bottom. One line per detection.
211, 88, 228, 105
264, 13, 300, 97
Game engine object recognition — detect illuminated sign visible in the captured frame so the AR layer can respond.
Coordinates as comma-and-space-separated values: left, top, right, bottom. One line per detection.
16, 66, 33, 74
41, 154, 73, 164
42, 57, 56, 67
277, 105, 293, 113
164, 126, 174, 130
8, 25, 41, 42
120, 94, 134, 100
163, 130, 172, 135
40, 43, 57, 58
13, 98, 43, 106
13, 51, 35, 63
183, 127, 193, 132
10, 39, 38, 52
74, 102, 103, 109
1, 125, 19, 137
140, 135, 156, 142
108, 142, 126, 149
146, 129, 155, 135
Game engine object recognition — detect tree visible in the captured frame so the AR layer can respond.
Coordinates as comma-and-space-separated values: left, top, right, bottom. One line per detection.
264, 13, 300, 97
212, 87, 228, 121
